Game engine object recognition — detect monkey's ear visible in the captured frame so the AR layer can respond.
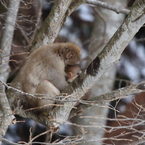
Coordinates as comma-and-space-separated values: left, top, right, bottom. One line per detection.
66, 52, 74, 59
68, 72, 73, 79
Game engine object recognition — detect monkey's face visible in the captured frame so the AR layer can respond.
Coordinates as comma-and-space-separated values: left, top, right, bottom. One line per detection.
61, 43, 81, 65
65, 65, 82, 83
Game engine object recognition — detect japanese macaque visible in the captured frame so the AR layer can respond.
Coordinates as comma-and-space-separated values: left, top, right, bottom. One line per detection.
65, 65, 82, 83
32, 65, 82, 113
65, 65, 91, 104
19, 43, 81, 113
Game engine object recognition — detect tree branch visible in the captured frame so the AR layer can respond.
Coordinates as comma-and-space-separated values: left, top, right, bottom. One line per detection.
31, 0, 87, 51
86, 0, 130, 15
31, 0, 73, 51
70, 82, 145, 117
1, 136, 21, 145
0, 0, 20, 82
0, 0, 20, 139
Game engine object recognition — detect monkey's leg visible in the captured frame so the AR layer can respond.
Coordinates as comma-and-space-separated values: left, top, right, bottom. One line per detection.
34, 80, 60, 113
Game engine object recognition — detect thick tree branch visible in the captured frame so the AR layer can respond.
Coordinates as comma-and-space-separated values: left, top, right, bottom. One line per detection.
0, 0, 20, 139
31, 0, 86, 51
0, 0, 20, 82
68, 0, 87, 14
31, 0, 73, 50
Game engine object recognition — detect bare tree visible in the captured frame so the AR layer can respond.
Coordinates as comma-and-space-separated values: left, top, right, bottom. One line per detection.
1, 0, 145, 144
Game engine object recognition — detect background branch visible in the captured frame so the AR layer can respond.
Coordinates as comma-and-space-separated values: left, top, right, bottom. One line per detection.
0, 0, 20, 140
87, 0, 130, 14
70, 82, 145, 118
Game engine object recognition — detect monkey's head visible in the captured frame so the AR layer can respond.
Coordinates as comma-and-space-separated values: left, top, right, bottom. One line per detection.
65, 65, 82, 83
60, 43, 81, 65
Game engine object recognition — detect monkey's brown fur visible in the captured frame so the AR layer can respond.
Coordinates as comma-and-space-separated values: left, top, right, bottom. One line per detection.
20, 43, 81, 113
65, 65, 91, 102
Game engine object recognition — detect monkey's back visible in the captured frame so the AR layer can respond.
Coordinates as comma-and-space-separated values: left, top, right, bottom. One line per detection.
20, 45, 68, 94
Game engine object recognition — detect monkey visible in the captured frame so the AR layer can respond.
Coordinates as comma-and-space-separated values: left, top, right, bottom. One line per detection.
31, 65, 81, 113
65, 65, 82, 83
33, 65, 82, 113
65, 65, 91, 102
19, 43, 81, 113
34, 64, 89, 114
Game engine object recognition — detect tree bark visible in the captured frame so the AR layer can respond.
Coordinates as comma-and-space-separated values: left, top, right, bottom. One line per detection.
0, 0, 20, 141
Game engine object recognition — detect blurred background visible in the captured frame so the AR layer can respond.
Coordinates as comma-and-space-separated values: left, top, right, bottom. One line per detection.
1, 0, 145, 144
